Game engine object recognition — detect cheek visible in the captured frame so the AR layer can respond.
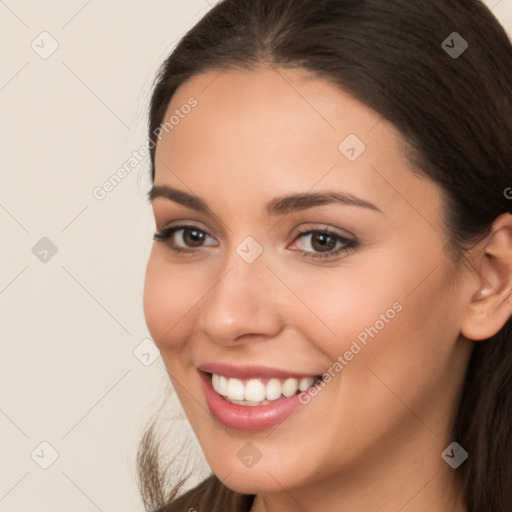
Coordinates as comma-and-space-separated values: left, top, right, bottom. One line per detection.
279, 261, 403, 359
326, 259, 461, 408
143, 248, 203, 353
285, 247, 458, 376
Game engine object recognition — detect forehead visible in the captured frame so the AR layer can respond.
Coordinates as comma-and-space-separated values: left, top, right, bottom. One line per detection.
153, 67, 441, 226
157, 66, 394, 163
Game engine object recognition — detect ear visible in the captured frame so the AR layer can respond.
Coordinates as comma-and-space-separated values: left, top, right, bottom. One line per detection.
461, 213, 512, 341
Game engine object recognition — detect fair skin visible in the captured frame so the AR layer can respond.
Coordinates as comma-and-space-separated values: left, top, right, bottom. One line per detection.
143, 66, 512, 512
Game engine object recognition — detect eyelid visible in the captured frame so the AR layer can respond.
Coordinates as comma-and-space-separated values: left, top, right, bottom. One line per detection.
153, 205, 228, 238
290, 223, 356, 241
288, 226, 356, 260
153, 223, 218, 248
155, 218, 211, 232
157, 219, 217, 236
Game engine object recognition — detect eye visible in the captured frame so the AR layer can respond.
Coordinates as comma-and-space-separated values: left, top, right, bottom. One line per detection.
289, 228, 356, 260
154, 224, 356, 260
153, 224, 217, 252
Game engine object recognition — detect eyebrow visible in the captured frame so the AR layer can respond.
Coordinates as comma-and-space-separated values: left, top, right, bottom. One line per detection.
148, 185, 383, 216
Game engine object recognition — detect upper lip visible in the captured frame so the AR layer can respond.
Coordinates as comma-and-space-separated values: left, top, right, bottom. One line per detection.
198, 362, 320, 380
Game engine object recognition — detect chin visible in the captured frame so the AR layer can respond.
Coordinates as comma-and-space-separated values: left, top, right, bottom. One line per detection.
217, 471, 292, 495
204, 450, 310, 495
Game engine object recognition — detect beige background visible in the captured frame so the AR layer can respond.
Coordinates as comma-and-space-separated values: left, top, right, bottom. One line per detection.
1, 1, 511, 511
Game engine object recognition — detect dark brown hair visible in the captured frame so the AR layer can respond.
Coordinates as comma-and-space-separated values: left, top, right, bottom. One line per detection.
138, 1, 512, 510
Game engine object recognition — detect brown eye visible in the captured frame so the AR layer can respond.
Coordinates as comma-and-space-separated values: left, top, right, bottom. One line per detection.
290, 229, 356, 261
182, 228, 206, 247
310, 232, 337, 252
153, 225, 217, 252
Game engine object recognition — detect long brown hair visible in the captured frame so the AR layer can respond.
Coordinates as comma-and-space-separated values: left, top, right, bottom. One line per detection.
137, 1, 512, 510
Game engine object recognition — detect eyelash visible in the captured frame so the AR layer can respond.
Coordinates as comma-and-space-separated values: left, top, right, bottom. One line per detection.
153, 224, 356, 261
291, 228, 356, 259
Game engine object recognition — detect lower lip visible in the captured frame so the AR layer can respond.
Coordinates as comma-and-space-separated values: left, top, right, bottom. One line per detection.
199, 370, 307, 431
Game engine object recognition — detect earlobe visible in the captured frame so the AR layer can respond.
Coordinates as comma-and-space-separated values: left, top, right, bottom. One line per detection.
461, 213, 512, 341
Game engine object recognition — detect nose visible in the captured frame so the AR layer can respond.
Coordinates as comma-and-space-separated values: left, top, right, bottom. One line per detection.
197, 247, 285, 346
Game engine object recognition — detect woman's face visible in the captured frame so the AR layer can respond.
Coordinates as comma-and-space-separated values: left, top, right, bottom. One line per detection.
144, 67, 474, 499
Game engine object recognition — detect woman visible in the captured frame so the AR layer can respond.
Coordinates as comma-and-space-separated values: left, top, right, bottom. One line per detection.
137, 0, 512, 510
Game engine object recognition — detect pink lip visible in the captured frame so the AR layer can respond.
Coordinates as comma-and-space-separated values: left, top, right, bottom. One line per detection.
198, 369, 313, 431
198, 362, 319, 380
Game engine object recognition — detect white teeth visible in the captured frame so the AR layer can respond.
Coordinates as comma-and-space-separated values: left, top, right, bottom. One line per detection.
299, 377, 315, 392
226, 378, 245, 400
210, 373, 319, 405
266, 378, 282, 400
282, 378, 299, 397
218, 375, 228, 396
229, 398, 270, 406
212, 373, 229, 396
245, 379, 267, 401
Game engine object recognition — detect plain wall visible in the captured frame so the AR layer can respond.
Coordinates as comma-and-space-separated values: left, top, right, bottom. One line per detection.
1, 1, 511, 511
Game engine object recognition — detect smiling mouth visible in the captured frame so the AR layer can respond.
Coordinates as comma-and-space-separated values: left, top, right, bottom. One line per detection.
207, 372, 323, 406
